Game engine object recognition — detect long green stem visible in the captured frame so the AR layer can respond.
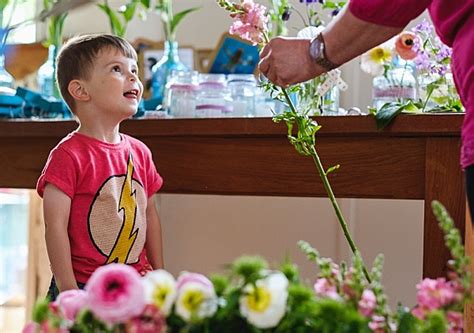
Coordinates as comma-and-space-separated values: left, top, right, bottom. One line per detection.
279, 79, 372, 283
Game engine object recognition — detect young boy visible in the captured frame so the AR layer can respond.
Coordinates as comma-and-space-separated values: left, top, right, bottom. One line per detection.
36, 34, 164, 299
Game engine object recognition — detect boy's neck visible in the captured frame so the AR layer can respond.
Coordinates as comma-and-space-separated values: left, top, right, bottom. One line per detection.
76, 121, 122, 144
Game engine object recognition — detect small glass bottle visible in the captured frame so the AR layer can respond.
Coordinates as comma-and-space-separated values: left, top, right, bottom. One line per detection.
195, 74, 233, 118
163, 70, 198, 112
37, 44, 60, 98
0, 54, 14, 91
227, 74, 256, 117
418, 71, 458, 112
372, 58, 416, 110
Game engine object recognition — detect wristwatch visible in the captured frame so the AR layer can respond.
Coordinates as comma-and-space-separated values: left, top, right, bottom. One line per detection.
309, 33, 339, 71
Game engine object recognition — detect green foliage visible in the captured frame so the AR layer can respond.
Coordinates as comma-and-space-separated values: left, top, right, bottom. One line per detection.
231, 255, 268, 284
156, 0, 200, 41
98, 0, 150, 38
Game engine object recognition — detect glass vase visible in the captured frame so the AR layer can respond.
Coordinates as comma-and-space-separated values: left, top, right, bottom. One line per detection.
418, 72, 459, 112
150, 40, 188, 103
37, 44, 60, 99
0, 53, 14, 93
372, 59, 416, 110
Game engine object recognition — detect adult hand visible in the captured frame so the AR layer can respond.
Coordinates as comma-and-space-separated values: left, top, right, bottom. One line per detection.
259, 37, 325, 87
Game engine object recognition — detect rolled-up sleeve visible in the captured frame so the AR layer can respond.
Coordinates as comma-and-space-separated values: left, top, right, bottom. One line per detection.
349, 0, 432, 28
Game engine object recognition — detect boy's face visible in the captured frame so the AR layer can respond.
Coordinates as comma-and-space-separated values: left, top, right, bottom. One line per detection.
81, 47, 143, 119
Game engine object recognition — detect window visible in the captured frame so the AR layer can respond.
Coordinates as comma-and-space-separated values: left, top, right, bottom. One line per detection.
3, 0, 37, 44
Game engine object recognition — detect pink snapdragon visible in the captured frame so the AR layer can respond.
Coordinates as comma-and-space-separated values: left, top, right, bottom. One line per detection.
313, 278, 340, 300
358, 289, 377, 317
86, 264, 146, 324
416, 278, 457, 310
228, 0, 268, 45
447, 311, 463, 333
368, 315, 386, 333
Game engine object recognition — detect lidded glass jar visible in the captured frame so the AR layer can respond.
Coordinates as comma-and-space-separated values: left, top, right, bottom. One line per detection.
372, 57, 416, 110
164, 70, 198, 118
195, 74, 233, 118
227, 74, 257, 117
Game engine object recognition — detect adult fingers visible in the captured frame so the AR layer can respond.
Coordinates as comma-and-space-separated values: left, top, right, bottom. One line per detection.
260, 43, 271, 60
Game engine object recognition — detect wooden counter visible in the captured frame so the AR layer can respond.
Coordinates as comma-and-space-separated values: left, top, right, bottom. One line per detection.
0, 114, 466, 279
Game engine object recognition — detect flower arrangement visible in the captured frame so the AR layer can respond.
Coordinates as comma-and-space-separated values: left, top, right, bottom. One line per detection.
25, 201, 472, 332
360, 19, 463, 129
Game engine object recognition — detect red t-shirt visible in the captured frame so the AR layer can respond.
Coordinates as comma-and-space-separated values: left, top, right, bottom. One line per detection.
37, 132, 163, 284
349, 0, 474, 168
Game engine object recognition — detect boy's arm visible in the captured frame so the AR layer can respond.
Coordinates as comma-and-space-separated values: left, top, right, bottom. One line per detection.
43, 184, 78, 291
145, 194, 164, 269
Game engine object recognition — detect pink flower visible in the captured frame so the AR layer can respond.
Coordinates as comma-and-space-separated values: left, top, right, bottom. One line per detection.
368, 315, 386, 333
415, 278, 457, 311
313, 278, 340, 300
447, 311, 463, 333
228, 0, 268, 45
23, 322, 39, 333
395, 31, 419, 60
55, 289, 88, 321
125, 304, 167, 333
86, 264, 146, 324
358, 289, 377, 317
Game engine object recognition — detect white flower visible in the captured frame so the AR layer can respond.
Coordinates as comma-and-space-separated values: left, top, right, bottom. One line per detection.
239, 272, 289, 329
297, 25, 325, 39
143, 270, 177, 316
360, 42, 394, 76
175, 272, 218, 322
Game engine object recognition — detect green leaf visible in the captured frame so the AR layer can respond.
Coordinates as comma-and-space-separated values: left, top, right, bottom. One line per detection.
374, 102, 406, 130
396, 306, 418, 333
98, 3, 125, 37
326, 164, 340, 175
121, 1, 137, 22
169, 7, 200, 35
0, 0, 9, 12
140, 0, 150, 9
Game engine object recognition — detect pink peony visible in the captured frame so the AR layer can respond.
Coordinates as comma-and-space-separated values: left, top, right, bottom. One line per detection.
415, 278, 457, 311
228, 0, 268, 45
55, 289, 88, 321
395, 31, 419, 60
447, 311, 463, 333
125, 304, 167, 333
358, 289, 377, 317
86, 264, 146, 324
313, 278, 340, 300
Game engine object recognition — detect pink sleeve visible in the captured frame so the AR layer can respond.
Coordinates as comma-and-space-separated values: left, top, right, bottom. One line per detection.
36, 147, 77, 199
145, 149, 163, 197
349, 0, 432, 28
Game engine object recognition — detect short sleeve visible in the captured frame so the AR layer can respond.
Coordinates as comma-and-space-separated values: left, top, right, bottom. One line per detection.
349, 0, 432, 28
37, 147, 77, 199
144, 148, 163, 197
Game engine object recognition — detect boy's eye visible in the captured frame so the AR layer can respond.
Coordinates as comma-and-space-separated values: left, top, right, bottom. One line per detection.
112, 65, 121, 72
131, 68, 138, 75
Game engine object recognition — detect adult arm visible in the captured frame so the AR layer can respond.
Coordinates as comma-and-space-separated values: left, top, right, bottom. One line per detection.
145, 194, 164, 269
43, 184, 78, 291
259, 3, 425, 87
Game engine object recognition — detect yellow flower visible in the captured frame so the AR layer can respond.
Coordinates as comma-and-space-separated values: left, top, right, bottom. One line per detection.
361, 44, 394, 76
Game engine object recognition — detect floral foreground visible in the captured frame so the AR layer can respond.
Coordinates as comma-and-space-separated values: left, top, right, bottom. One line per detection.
25, 202, 472, 333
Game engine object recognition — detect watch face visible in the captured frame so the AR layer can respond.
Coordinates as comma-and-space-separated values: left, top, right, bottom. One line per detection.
309, 38, 323, 62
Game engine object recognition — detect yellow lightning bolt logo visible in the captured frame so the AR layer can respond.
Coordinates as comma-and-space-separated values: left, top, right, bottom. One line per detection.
106, 154, 139, 264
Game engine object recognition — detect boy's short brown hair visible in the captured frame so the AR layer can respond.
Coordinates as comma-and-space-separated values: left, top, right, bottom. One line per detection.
56, 33, 138, 112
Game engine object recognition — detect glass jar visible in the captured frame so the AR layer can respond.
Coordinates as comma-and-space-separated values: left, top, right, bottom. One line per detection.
163, 70, 198, 113
227, 74, 256, 117
167, 84, 198, 118
418, 72, 459, 112
195, 74, 233, 118
372, 59, 416, 110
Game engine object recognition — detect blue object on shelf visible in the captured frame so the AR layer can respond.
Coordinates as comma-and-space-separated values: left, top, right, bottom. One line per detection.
16, 87, 71, 118
0, 94, 25, 118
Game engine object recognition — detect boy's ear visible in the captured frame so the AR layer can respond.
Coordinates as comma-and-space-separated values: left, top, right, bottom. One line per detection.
68, 79, 90, 102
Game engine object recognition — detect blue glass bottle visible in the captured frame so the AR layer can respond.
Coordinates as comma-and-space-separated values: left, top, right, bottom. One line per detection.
150, 40, 188, 103
37, 44, 60, 98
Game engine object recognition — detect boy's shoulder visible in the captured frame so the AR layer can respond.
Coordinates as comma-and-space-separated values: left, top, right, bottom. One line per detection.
121, 133, 151, 152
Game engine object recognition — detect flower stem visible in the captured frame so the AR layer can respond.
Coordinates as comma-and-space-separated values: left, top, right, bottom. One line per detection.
280, 87, 372, 283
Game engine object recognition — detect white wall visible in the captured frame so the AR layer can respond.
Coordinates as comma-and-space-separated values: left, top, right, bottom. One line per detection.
51, 0, 427, 308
